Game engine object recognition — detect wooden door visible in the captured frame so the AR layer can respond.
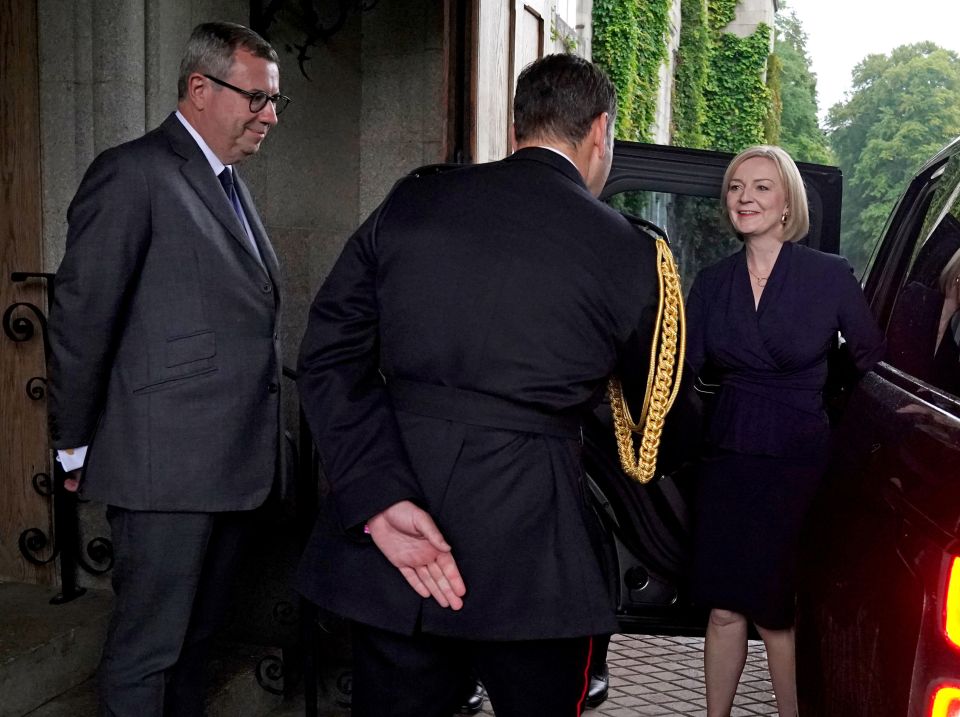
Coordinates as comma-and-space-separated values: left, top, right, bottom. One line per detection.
508, 2, 545, 114
1, 0, 55, 585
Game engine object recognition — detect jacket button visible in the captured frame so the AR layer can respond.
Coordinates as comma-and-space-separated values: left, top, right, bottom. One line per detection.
268, 382, 279, 393
261, 282, 272, 293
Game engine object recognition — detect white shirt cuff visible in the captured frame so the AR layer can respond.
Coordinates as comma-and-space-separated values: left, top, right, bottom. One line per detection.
57, 446, 88, 472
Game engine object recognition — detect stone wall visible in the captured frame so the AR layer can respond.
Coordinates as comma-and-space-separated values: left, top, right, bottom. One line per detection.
359, 2, 447, 219
726, 0, 776, 45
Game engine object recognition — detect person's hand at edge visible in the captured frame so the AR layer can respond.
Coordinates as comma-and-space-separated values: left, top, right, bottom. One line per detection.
64, 468, 83, 493
367, 500, 466, 610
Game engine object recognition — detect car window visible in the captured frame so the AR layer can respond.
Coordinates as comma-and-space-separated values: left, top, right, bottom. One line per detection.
884, 153, 960, 398
607, 191, 739, 293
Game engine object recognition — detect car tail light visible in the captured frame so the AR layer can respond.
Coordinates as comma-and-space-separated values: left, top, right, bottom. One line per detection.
944, 557, 960, 649
929, 684, 960, 717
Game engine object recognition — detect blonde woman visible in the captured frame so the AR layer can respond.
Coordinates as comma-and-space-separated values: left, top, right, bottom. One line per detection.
684, 145, 884, 716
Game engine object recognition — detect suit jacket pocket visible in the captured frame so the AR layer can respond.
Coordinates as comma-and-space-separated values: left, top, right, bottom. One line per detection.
166, 330, 216, 367
132, 367, 218, 395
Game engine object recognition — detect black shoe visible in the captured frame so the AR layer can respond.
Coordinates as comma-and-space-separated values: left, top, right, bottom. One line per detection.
584, 663, 609, 709
457, 679, 485, 715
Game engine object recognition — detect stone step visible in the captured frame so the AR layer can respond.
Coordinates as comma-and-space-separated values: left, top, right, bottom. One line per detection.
0, 580, 293, 717
0, 581, 112, 717
20, 641, 287, 717
204, 642, 287, 717
265, 695, 350, 717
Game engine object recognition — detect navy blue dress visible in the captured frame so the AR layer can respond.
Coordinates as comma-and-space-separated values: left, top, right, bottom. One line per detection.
685, 240, 884, 628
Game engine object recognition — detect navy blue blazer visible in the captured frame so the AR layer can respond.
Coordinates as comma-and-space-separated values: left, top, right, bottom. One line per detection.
686, 240, 885, 458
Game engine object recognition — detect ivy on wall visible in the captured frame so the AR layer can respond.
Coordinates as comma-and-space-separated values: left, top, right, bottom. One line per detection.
593, 0, 641, 139
707, 0, 737, 32
595, 0, 775, 152
764, 51, 783, 144
593, 0, 672, 142
672, 0, 710, 149
702, 20, 773, 152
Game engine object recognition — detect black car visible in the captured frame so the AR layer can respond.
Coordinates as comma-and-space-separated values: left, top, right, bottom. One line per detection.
590, 137, 960, 716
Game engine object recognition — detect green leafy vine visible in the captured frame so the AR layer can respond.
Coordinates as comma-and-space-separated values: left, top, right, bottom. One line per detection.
764, 51, 782, 144
673, 0, 710, 149
703, 18, 773, 152
594, 0, 774, 152
593, 0, 672, 142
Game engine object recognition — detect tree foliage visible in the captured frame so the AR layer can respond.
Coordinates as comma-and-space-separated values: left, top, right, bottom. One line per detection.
828, 42, 960, 271
773, 8, 832, 165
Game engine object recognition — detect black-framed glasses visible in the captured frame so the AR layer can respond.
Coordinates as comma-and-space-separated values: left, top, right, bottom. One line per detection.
203, 74, 291, 115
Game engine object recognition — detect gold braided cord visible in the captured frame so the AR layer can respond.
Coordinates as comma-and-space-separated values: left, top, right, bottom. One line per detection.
608, 236, 686, 484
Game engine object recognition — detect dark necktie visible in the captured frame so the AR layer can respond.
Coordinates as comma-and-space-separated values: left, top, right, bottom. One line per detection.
218, 167, 244, 223
218, 167, 262, 263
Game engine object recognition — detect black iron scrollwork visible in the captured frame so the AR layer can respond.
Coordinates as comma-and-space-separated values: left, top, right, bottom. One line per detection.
252, 0, 380, 79
335, 669, 353, 707
18, 527, 58, 566
6, 274, 54, 400
272, 599, 298, 626
3, 300, 47, 346
8, 271, 112, 603
256, 654, 285, 695
16, 478, 116, 582
26, 376, 47, 400
32, 472, 53, 497
79, 536, 115, 575
4, 300, 50, 399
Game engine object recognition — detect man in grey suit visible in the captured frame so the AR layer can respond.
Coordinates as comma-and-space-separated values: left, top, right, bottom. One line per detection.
46, 22, 288, 716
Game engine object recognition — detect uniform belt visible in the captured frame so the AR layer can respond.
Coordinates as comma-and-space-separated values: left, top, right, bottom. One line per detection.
388, 378, 582, 440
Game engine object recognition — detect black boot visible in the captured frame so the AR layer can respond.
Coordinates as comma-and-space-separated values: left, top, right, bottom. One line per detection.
584, 662, 609, 708
457, 679, 485, 715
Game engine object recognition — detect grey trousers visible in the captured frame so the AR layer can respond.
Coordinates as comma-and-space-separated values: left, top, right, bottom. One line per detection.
98, 508, 251, 717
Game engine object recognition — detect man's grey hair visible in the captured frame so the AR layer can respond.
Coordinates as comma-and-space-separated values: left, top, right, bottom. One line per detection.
177, 22, 278, 100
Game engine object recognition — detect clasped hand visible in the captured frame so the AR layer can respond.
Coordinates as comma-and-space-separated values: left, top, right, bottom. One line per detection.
64, 468, 83, 493
367, 500, 466, 610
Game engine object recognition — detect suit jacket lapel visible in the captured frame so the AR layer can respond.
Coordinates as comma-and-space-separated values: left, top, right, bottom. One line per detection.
234, 169, 281, 290
161, 114, 265, 268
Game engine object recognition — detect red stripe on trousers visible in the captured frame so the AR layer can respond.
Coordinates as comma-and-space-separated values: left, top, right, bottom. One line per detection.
575, 636, 594, 716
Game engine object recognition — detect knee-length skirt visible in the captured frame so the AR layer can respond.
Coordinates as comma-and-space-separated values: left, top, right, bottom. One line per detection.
691, 450, 825, 629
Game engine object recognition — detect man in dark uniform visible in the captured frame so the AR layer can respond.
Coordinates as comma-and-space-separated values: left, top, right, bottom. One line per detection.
296, 53, 658, 717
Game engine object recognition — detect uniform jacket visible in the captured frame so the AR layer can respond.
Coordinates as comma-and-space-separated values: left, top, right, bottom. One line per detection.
47, 113, 283, 511
296, 148, 658, 639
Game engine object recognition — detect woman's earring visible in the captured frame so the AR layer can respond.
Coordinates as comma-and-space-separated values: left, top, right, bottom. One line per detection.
781, 208, 789, 224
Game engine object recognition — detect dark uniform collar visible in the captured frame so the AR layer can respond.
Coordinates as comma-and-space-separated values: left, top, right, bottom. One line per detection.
505, 146, 587, 190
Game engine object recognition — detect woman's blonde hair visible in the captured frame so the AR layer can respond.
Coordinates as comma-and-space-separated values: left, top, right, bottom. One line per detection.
721, 144, 810, 243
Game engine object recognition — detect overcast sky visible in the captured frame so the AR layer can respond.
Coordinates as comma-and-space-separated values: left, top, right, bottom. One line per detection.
787, 0, 960, 124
